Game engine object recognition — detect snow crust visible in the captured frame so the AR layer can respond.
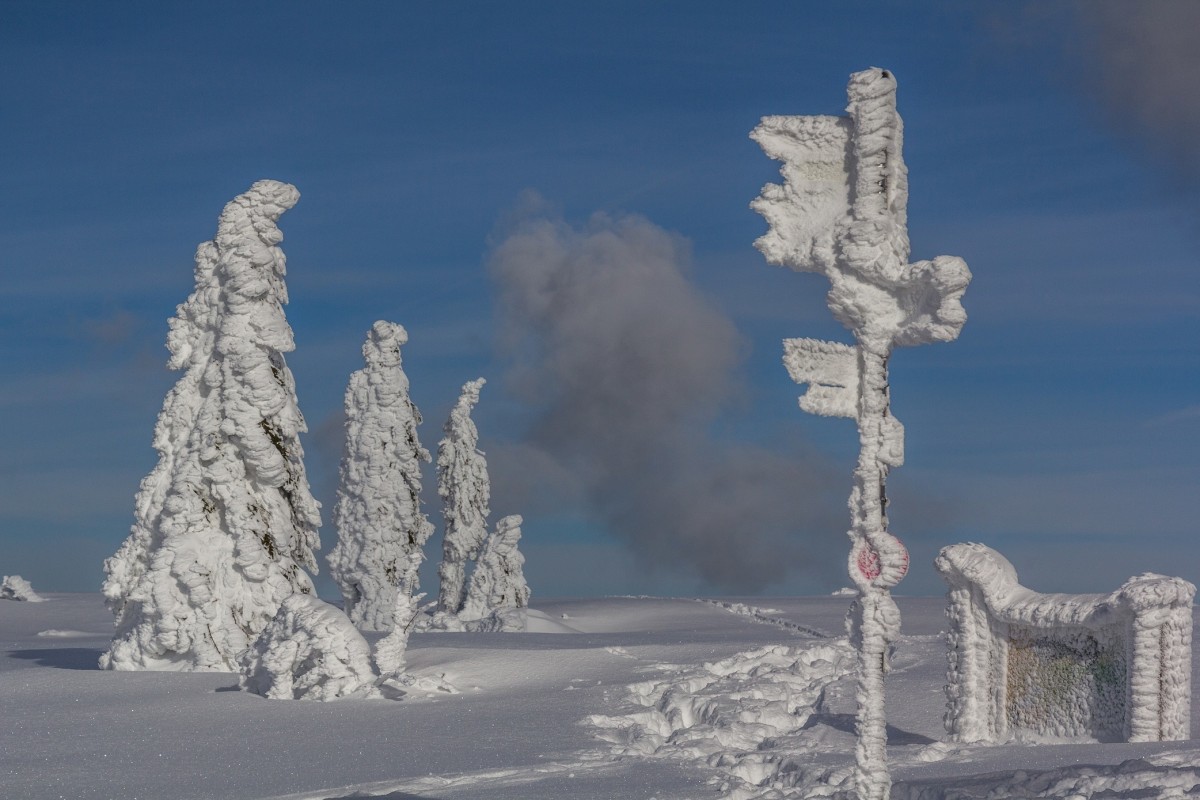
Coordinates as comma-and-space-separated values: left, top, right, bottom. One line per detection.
101, 179, 322, 672
752, 68, 971, 800
937, 542, 1194, 743
328, 321, 433, 631
1, 575, 44, 602
459, 514, 530, 623
239, 593, 377, 701
436, 378, 490, 615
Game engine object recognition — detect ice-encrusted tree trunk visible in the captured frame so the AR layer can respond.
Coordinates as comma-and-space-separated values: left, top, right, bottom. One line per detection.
101, 180, 322, 672
328, 321, 433, 631
752, 69, 970, 800
459, 514, 530, 621
436, 378, 490, 614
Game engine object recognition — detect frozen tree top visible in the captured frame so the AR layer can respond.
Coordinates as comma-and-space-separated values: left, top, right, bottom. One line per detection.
360, 320, 408, 374
751, 68, 970, 352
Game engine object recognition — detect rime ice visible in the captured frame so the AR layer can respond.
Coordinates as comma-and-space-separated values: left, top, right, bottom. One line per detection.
101, 180, 322, 672
937, 542, 1193, 743
459, 514, 530, 627
753, 69, 970, 800
239, 593, 377, 701
1, 575, 44, 602
436, 378, 490, 615
328, 321, 433, 631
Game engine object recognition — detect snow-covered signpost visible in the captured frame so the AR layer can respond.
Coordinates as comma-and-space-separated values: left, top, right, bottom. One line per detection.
752, 69, 971, 800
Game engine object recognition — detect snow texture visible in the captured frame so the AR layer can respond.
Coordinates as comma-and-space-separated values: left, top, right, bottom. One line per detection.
936, 542, 1194, 744
752, 69, 971, 800
0, 575, 44, 602
101, 180, 322, 672
590, 640, 860, 799
328, 321, 433, 631
436, 378, 491, 614
239, 593, 377, 701
459, 514, 530, 623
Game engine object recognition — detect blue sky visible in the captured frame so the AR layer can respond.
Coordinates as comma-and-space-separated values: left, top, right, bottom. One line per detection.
2, 2, 1197, 599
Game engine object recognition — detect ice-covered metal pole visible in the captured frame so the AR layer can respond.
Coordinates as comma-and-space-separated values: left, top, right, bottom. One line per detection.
752, 69, 970, 800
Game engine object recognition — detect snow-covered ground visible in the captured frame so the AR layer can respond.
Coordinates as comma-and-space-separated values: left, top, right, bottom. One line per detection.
4, 594, 1200, 799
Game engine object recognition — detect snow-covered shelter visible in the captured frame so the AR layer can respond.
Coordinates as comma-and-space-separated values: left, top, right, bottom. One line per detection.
936, 542, 1193, 743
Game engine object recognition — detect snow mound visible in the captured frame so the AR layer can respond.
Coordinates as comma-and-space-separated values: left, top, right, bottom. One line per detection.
421, 607, 529, 633
588, 640, 857, 798
1, 575, 45, 602
892, 753, 1200, 799
239, 594, 377, 701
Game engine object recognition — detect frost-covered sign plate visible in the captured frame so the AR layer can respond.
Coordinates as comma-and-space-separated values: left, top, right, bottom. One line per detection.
753, 68, 970, 800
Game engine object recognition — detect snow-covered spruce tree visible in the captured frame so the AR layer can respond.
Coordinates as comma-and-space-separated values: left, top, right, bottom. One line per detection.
459, 514, 530, 622
436, 378, 490, 614
101, 180, 322, 671
328, 321, 433, 631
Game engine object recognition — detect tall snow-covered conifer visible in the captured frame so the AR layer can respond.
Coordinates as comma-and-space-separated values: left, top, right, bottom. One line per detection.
459, 514, 530, 621
436, 378, 490, 614
328, 321, 433, 631
101, 180, 322, 671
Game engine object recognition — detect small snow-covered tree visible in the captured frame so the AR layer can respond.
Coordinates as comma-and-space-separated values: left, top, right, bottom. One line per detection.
101, 180, 322, 671
1, 575, 44, 602
436, 378, 490, 614
374, 590, 430, 677
239, 594, 376, 701
328, 321, 433, 631
459, 514, 530, 622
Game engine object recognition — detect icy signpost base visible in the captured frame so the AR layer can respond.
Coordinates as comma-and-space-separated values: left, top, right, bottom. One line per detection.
752, 68, 971, 799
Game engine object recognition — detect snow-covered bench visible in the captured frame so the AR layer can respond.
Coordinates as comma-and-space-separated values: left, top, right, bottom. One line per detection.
935, 542, 1194, 743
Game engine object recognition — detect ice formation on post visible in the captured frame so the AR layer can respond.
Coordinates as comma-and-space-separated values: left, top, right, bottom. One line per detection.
436, 378, 490, 615
459, 514, 530, 625
239, 594, 377, 701
328, 321, 433, 631
936, 542, 1193, 743
1, 575, 44, 602
752, 69, 970, 800
101, 180, 322, 672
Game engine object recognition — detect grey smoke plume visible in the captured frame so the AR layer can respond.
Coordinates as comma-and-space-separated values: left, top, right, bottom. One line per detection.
1076, 1, 1200, 178
488, 205, 844, 591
